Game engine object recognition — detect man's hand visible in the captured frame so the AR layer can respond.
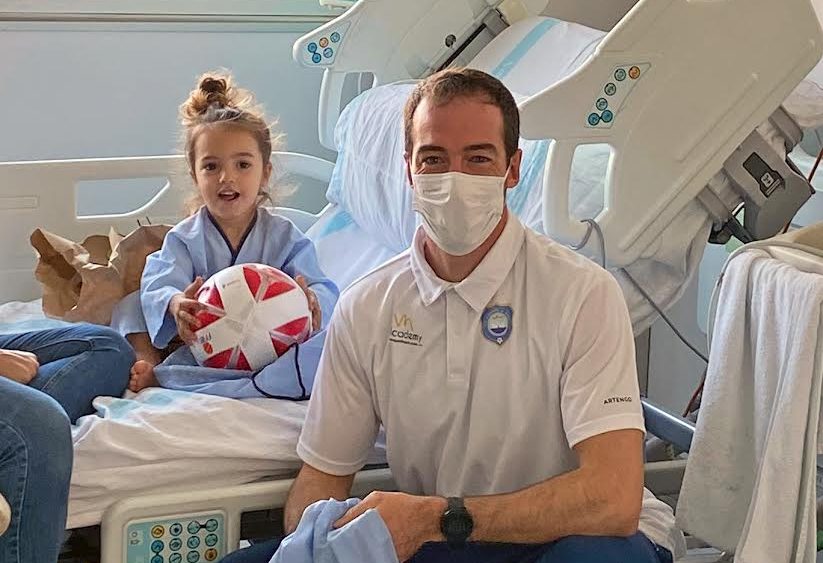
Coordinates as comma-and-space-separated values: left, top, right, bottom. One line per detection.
169, 277, 206, 344
334, 491, 445, 562
295, 275, 321, 332
0, 350, 40, 384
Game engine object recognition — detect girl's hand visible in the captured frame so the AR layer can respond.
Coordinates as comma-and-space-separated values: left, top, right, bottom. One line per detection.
295, 275, 321, 332
169, 277, 206, 344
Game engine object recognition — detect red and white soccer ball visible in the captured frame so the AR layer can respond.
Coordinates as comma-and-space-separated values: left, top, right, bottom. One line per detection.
190, 264, 312, 370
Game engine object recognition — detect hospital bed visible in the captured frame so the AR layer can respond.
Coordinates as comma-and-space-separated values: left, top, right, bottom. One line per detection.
0, 0, 821, 561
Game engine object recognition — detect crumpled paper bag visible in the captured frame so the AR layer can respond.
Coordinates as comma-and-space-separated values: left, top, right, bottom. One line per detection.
30, 224, 171, 325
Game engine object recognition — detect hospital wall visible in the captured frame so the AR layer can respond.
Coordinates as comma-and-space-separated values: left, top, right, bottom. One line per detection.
0, 12, 339, 217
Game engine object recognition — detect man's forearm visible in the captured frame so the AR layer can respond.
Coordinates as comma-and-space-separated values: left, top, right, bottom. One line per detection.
464, 464, 641, 544
284, 464, 355, 533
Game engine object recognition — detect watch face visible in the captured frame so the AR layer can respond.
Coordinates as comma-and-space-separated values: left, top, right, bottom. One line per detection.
442, 508, 473, 542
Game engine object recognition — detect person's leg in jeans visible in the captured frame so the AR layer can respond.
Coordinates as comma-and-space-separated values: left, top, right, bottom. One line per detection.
0, 323, 133, 422
407, 533, 672, 563
219, 539, 281, 562
0, 377, 72, 563
219, 533, 672, 563
409, 542, 547, 563
536, 533, 672, 563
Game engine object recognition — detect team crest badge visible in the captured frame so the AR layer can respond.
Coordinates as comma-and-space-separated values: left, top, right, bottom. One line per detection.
482, 306, 513, 345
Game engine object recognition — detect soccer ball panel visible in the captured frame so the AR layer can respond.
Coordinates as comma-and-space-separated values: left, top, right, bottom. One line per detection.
190, 264, 312, 370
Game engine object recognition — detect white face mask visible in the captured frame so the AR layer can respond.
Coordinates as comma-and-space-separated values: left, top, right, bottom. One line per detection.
412, 170, 507, 256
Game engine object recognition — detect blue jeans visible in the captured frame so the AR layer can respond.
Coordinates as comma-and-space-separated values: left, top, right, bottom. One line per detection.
0, 377, 73, 563
219, 533, 672, 563
0, 323, 133, 423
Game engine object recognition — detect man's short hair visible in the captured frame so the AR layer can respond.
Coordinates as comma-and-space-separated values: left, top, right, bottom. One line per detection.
403, 68, 520, 161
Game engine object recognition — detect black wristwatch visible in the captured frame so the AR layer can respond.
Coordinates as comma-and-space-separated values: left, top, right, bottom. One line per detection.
439, 497, 473, 547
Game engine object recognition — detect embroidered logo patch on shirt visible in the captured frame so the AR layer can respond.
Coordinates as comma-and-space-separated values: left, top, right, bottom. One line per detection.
482, 305, 513, 345
389, 313, 423, 347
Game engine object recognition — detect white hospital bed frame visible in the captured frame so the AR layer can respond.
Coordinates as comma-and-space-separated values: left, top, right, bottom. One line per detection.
0, 0, 821, 560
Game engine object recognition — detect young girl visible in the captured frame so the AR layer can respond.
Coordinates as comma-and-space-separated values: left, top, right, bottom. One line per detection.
119, 71, 338, 392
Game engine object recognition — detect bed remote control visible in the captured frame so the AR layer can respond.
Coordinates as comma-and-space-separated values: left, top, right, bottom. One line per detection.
124, 512, 225, 563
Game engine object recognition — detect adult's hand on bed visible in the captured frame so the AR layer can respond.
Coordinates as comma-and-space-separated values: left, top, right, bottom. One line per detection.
295, 275, 321, 332
0, 349, 40, 384
169, 277, 206, 344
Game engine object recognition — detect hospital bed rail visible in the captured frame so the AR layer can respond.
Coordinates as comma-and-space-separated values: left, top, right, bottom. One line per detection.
642, 399, 694, 454
0, 151, 334, 304
99, 467, 396, 561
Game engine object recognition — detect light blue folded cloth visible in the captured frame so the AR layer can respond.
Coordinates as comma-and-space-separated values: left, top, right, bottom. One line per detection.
271, 498, 398, 563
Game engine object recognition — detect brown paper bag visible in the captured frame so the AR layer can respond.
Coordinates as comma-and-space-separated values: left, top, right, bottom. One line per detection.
109, 225, 172, 295
30, 224, 172, 326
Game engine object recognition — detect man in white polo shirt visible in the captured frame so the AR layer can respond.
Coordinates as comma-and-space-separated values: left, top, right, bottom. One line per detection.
222, 68, 683, 563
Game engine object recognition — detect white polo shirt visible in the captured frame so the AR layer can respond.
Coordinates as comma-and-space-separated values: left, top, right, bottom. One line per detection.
298, 215, 682, 554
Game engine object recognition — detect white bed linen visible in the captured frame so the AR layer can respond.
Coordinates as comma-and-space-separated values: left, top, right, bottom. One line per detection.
71, 390, 385, 528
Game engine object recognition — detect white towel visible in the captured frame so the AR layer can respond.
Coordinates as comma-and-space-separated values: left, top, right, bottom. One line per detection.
676, 248, 823, 563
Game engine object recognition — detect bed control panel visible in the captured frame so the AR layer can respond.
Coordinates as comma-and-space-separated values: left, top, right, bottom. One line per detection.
299, 22, 350, 66
125, 512, 225, 563
585, 63, 650, 128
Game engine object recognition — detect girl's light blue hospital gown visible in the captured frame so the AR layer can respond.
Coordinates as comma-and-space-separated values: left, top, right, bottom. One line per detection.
111, 206, 339, 399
